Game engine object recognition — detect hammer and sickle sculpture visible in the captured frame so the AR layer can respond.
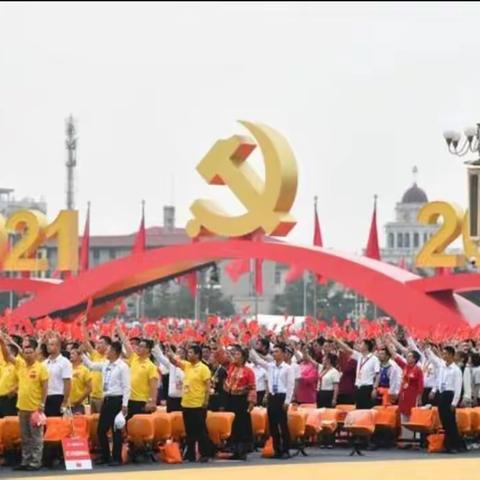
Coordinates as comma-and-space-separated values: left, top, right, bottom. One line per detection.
186, 121, 298, 238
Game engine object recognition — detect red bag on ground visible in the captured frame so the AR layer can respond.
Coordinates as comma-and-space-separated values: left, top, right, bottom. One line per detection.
427, 433, 445, 453
159, 441, 183, 464
262, 437, 274, 458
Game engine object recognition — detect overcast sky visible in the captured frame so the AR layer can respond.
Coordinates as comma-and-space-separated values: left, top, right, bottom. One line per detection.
1, 2, 480, 253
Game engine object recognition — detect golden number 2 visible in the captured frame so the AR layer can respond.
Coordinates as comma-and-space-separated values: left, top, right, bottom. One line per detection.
45, 210, 79, 272
3, 210, 49, 272
415, 201, 465, 268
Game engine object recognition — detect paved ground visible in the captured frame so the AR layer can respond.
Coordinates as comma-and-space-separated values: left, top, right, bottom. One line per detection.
3, 448, 480, 480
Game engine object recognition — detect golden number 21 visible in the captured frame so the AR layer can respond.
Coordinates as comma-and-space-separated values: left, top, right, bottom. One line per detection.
416, 201, 475, 268
0, 209, 78, 272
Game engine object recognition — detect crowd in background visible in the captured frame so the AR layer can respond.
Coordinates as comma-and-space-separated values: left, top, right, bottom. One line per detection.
0, 313, 479, 470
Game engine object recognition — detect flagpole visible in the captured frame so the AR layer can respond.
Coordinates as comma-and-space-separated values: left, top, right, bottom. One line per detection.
140, 199, 145, 320
253, 259, 258, 320
302, 271, 307, 316
313, 196, 318, 319
373, 194, 378, 320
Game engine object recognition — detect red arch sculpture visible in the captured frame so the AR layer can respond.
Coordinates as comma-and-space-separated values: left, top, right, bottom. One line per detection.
3, 238, 480, 329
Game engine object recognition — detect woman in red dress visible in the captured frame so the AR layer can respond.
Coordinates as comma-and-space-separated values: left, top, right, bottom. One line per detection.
386, 340, 423, 440
216, 344, 256, 460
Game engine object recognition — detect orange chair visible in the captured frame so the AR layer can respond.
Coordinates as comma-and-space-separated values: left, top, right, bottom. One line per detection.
304, 408, 323, 439
404, 407, 440, 437
152, 412, 172, 445
0, 418, 4, 454
206, 411, 235, 447
320, 408, 340, 436
44, 417, 73, 442
1, 416, 21, 451
250, 407, 268, 440
456, 409, 471, 437
344, 409, 377, 456
42, 417, 74, 468
86, 413, 100, 451
336, 404, 356, 424
169, 411, 186, 442
71, 415, 89, 439
470, 407, 480, 435
374, 406, 400, 431
288, 409, 308, 456
127, 414, 155, 463
127, 414, 155, 447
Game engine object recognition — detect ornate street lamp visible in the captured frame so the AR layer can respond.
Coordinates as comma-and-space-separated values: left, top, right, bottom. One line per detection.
443, 124, 480, 242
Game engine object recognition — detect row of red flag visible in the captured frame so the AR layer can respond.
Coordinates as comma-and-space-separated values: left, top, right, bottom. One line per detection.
1, 310, 480, 345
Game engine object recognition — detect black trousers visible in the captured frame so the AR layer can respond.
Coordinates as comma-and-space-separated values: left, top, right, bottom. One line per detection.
267, 393, 290, 455
226, 394, 253, 448
98, 396, 123, 463
182, 407, 212, 460
257, 390, 266, 406
0, 394, 17, 418
438, 391, 464, 451
422, 387, 438, 406
337, 393, 355, 405
45, 394, 64, 417
127, 400, 146, 421
355, 385, 374, 409
316, 390, 334, 408
166, 396, 182, 413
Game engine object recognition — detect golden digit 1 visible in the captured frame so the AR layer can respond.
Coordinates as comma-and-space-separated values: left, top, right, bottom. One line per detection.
45, 210, 79, 272
415, 201, 465, 268
3, 210, 49, 271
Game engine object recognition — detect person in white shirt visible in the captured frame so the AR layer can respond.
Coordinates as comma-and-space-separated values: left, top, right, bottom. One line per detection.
426, 345, 465, 453
316, 353, 341, 408
152, 344, 185, 412
334, 337, 380, 409
82, 341, 130, 466
250, 343, 295, 459
471, 353, 480, 406
246, 361, 267, 405
43, 336, 72, 417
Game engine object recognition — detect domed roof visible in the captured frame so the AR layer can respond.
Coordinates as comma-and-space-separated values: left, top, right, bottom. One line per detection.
401, 183, 428, 204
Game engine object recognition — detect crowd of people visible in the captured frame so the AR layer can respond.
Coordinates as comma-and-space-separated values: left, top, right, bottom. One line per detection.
0, 314, 479, 470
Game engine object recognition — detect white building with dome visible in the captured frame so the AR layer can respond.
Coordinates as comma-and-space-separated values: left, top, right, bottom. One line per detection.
381, 168, 437, 269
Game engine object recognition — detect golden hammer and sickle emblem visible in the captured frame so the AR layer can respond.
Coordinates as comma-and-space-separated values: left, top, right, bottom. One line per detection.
186, 121, 298, 238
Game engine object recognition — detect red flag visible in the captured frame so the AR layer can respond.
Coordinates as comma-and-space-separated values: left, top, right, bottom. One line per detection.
255, 258, 263, 295
131, 200, 146, 255
365, 195, 381, 260
79, 203, 90, 272
312, 198, 327, 284
285, 264, 304, 283
253, 231, 264, 295
180, 272, 197, 297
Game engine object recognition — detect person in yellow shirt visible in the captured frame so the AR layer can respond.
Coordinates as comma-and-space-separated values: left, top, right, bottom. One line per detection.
69, 345, 92, 414
167, 343, 212, 463
0, 334, 48, 472
0, 340, 20, 417
81, 317, 112, 413
116, 327, 159, 420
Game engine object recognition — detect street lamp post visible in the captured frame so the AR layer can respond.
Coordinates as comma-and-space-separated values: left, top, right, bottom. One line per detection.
443, 124, 480, 242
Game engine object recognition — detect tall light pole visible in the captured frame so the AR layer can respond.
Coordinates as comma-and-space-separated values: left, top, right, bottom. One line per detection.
443, 124, 480, 241
65, 115, 78, 210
